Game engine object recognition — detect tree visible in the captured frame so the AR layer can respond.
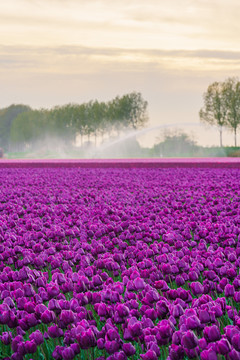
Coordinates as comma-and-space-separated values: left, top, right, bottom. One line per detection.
90, 101, 107, 146
4, 92, 149, 152
116, 92, 148, 130
50, 105, 76, 144
153, 131, 197, 157
200, 77, 240, 147
71, 103, 88, 146
0, 104, 31, 151
10, 110, 44, 151
224, 77, 240, 147
199, 81, 227, 147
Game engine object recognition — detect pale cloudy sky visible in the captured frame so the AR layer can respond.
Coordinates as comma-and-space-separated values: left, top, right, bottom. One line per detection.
1, 0, 240, 146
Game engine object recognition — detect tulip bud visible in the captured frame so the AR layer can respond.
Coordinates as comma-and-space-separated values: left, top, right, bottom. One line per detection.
122, 342, 136, 356
181, 330, 198, 349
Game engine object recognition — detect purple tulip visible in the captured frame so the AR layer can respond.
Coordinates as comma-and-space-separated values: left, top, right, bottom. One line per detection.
225, 325, 240, 341
156, 300, 169, 318
123, 327, 133, 341
97, 303, 108, 317
48, 325, 64, 338
16, 342, 26, 357
181, 330, 198, 349
105, 340, 120, 354
35, 303, 47, 317
203, 325, 221, 342
168, 344, 184, 360
144, 309, 157, 322
154, 280, 169, 291
147, 342, 160, 357
158, 320, 173, 339
122, 342, 136, 356
199, 337, 207, 350
133, 277, 146, 291
52, 345, 63, 360
211, 305, 223, 318
190, 282, 204, 296
77, 328, 96, 349
140, 350, 158, 360
23, 284, 35, 297
0, 311, 10, 325
97, 338, 105, 350
70, 343, 80, 355
225, 284, 235, 297
175, 275, 185, 287
185, 315, 201, 330
172, 304, 184, 318
47, 284, 60, 299
127, 317, 142, 337
62, 347, 75, 360
7, 312, 18, 328
172, 330, 183, 345
116, 304, 130, 318
4, 297, 15, 309
232, 333, 240, 352
24, 340, 37, 354
11, 335, 24, 353
234, 291, 240, 303
106, 328, 120, 342
48, 299, 61, 312
29, 330, 44, 345
18, 318, 28, 332
41, 310, 55, 324
201, 348, 218, 360
26, 313, 38, 328
229, 349, 240, 360
24, 301, 35, 313
0, 331, 12, 345
114, 351, 127, 360
217, 338, 231, 355
59, 310, 75, 325
198, 309, 210, 324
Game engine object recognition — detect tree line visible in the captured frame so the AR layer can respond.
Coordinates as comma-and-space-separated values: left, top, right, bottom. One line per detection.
0, 92, 148, 152
199, 77, 240, 147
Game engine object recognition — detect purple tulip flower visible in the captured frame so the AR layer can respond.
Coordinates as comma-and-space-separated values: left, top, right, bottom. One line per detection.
181, 330, 198, 349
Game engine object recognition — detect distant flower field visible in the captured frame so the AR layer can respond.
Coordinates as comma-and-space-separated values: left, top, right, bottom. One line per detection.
1, 167, 240, 359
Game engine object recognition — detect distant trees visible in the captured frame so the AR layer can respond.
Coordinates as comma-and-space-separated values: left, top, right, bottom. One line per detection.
224, 78, 240, 147
0, 92, 148, 152
199, 77, 240, 146
199, 81, 227, 147
0, 104, 31, 151
153, 131, 197, 157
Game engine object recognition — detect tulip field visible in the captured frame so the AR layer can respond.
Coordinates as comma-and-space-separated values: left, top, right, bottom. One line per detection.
2, 163, 240, 359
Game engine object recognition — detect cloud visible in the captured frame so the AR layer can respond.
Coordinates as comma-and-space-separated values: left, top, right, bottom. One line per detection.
1, 45, 240, 73
1, 0, 240, 51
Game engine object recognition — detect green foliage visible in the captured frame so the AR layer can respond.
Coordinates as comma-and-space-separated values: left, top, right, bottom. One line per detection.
199, 82, 227, 128
199, 77, 240, 146
2, 92, 148, 152
0, 104, 31, 150
108, 92, 148, 131
224, 77, 240, 146
152, 131, 197, 157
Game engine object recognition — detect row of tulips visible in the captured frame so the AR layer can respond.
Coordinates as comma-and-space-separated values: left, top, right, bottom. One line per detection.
1, 168, 240, 359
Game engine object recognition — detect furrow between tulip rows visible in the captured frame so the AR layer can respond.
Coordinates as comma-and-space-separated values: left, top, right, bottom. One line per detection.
1, 158, 240, 168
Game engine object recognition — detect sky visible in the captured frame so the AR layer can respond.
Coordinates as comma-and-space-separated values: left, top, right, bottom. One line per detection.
1, 0, 240, 146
